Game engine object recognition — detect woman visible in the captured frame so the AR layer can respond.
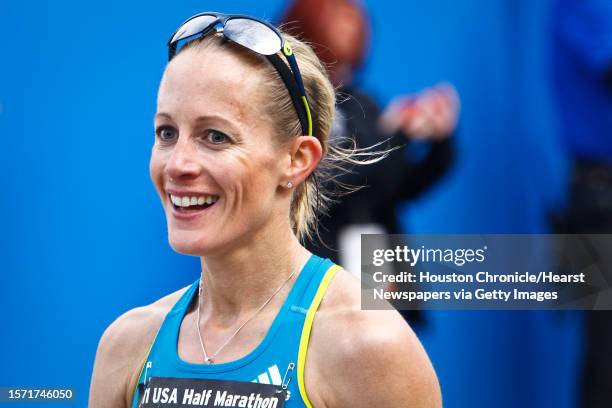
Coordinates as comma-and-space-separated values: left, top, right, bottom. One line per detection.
89, 12, 441, 408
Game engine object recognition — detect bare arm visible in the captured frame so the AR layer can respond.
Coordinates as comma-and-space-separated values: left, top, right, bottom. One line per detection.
89, 287, 190, 407
306, 271, 442, 408
90, 309, 145, 408
337, 313, 440, 407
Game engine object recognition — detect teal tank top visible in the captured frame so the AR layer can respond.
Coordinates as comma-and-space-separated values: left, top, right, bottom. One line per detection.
131, 254, 340, 408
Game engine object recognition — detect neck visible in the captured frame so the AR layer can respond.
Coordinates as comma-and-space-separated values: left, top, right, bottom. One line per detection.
199, 219, 310, 320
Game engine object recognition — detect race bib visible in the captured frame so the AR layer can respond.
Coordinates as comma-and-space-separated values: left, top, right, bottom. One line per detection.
138, 377, 286, 408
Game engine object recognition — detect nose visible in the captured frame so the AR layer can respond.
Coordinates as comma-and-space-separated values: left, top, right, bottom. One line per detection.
165, 135, 201, 182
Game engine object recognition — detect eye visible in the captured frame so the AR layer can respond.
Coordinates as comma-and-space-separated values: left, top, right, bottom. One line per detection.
156, 126, 177, 142
206, 130, 229, 144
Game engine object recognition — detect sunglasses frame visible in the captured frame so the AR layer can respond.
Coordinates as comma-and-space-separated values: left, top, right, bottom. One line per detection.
167, 12, 313, 136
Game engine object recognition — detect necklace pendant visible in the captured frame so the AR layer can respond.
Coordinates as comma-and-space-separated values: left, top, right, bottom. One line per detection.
204, 357, 213, 364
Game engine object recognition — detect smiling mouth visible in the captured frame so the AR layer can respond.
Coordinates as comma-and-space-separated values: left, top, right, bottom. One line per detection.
169, 193, 220, 212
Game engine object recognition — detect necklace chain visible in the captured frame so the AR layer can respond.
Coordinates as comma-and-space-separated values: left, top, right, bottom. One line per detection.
195, 268, 297, 364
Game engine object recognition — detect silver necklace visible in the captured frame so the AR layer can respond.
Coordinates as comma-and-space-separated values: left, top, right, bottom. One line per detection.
195, 268, 297, 364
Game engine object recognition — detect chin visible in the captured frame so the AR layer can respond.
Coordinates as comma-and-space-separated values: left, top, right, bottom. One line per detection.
169, 242, 201, 256
168, 232, 215, 256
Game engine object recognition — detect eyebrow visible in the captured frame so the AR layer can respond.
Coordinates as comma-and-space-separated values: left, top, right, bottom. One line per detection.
154, 112, 174, 121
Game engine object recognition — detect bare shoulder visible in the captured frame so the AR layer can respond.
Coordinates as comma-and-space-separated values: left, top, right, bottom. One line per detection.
89, 285, 192, 408
306, 270, 442, 408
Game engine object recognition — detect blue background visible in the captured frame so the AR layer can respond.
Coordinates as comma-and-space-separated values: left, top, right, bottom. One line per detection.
0, 0, 582, 407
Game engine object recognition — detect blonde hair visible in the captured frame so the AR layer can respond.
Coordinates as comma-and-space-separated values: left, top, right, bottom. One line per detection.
177, 31, 388, 242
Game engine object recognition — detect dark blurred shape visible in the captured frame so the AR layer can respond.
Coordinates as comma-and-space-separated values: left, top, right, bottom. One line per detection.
280, 0, 459, 325
282, 0, 369, 87
551, 0, 612, 406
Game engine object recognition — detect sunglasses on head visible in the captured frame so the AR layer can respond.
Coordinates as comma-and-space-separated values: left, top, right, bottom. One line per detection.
167, 12, 313, 137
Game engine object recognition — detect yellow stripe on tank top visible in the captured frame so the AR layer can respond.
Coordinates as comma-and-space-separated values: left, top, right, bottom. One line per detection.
130, 326, 161, 405
297, 264, 342, 408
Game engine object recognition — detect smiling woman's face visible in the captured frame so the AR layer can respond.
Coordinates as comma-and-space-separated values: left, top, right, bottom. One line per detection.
150, 45, 289, 256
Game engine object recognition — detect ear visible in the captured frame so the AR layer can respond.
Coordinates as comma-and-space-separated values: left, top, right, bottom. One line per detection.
284, 136, 323, 186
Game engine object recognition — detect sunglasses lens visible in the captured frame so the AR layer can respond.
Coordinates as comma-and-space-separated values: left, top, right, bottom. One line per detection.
170, 14, 217, 44
224, 18, 282, 55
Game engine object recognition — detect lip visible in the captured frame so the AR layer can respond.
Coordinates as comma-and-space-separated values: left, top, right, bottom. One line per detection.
168, 196, 219, 221
170, 204, 211, 221
166, 189, 220, 221
166, 188, 219, 197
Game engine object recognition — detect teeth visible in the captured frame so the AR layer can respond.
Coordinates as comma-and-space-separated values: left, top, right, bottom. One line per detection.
169, 194, 219, 208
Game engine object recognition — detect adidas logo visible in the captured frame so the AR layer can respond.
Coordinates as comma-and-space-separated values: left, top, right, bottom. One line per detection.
252, 364, 294, 400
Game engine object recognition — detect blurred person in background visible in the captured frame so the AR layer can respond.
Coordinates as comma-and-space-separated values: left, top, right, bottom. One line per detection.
551, 0, 612, 406
280, 0, 460, 323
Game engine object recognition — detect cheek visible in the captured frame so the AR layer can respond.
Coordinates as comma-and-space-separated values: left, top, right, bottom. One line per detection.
149, 148, 166, 196
226, 150, 280, 207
